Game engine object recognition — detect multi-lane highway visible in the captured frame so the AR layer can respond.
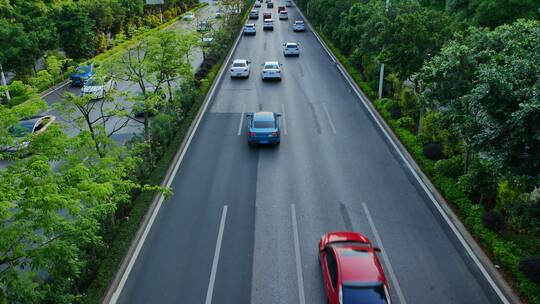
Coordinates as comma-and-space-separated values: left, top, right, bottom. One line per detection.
111, 1, 511, 303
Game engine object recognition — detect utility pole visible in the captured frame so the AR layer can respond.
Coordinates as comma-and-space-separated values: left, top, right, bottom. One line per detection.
0, 63, 11, 102
377, 0, 390, 99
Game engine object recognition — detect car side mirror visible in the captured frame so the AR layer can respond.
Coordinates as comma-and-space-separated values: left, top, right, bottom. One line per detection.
276, 113, 282, 117
246, 114, 252, 117
373, 247, 381, 252
248, 60, 251, 64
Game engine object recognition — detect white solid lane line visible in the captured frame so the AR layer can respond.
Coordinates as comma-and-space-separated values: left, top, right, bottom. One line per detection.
281, 103, 288, 135
322, 102, 336, 134
291, 204, 306, 304
362, 202, 407, 304
205, 205, 229, 304
238, 103, 246, 136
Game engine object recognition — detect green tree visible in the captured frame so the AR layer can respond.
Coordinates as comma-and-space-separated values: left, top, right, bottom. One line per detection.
415, 19, 540, 180
55, 3, 96, 59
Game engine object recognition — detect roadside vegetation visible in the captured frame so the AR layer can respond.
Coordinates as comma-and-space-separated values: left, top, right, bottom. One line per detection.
0, 0, 251, 302
294, 0, 539, 301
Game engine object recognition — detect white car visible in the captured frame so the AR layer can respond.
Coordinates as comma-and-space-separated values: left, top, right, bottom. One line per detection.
279, 10, 288, 20
262, 61, 282, 80
285, 0, 292, 6
230, 59, 251, 78
81, 76, 116, 99
202, 36, 214, 45
293, 20, 305, 32
283, 42, 300, 56
215, 11, 223, 18
263, 18, 274, 31
254, 1, 261, 7
249, 9, 259, 19
183, 12, 195, 21
244, 23, 256, 35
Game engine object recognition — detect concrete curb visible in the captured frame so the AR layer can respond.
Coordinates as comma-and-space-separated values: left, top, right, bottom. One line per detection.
294, 3, 522, 304
101, 10, 247, 304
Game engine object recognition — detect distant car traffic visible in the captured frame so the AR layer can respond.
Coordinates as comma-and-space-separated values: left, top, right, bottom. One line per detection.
293, 20, 305, 32
197, 21, 210, 32
70, 64, 95, 86
215, 10, 223, 18
283, 42, 300, 56
262, 61, 282, 80
263, 12, 272, 19
319, 231, 392, 304
267, 1, 274, 8
243, 23, 257, 35
254, 1, 261, 7
246, 112, 281, 146
81, 76, 116, 99
277, 6, 286, 13
263, 18, 274, 31
183, 12, 195, 21
279, 10, 288, 20
3, 115, 56, 152
285, 0, 292, 6
249, 9, 259, 19
230, 59, 251, 78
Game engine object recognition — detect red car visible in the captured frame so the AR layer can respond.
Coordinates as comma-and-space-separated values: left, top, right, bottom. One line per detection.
318, 231, 392, 304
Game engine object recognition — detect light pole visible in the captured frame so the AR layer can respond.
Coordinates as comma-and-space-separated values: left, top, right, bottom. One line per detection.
0, 63, 11, 103
377, 0, 390, 100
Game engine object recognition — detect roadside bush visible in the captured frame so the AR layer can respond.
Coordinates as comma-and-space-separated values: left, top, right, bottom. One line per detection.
423, 142, 443, 160
396, 116, 415, 132
482, 210, 506, 232
520, 257, 540, 285
434, 155, 463, 177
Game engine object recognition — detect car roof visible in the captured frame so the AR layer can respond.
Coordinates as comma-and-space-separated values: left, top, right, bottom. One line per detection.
253, 112, 275, 121
286, 42, 298, 46
245, 23, 255, 26
335, 246, 385, 283
295, 20, 304, 23
264, 61, 279, 65
233, 59, 248, 64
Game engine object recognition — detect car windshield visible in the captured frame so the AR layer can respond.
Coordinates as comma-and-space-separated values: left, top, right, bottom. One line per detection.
254, 121, 274, 128
265, 63, 279, 69
343, 285, 388, 304
9, 121, 35, 137
246, 24, 254, 28
233, 62, 246, 67
85, 78, 103, 86
287, 44, 297, 48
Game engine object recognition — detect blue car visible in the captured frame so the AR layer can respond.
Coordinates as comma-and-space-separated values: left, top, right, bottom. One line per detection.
70, 64, 95, 86
246, 111, 281, 146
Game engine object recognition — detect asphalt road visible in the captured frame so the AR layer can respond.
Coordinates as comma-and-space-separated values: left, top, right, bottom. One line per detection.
114, 1, 507, 304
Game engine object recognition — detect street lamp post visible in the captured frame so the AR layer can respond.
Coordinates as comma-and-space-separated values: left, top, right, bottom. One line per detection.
377, 0, 390, 100
0, 63, 11, 102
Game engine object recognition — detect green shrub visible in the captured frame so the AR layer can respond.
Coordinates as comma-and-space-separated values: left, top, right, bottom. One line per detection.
396, 116, 415, 132
434, 155, 463, 178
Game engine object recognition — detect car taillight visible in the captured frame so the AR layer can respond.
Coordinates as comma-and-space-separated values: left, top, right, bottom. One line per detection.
271, 131, 279, 137
244, 68, 248, 71
248, 132, 257, 136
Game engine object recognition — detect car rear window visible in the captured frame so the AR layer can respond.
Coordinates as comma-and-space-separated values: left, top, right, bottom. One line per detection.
343, 285, 388, 304
254, 121, 274, 128
265, 63, 279, 69
233, 62, 246, 67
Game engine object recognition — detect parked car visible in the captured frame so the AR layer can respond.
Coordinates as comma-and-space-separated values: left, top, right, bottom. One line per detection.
293, 20, 305, 32
318, 231, 392, 304
283, 42, 300, 56
246, 112, 281, 146
70, 64, 95, 86
3, 115, 56, 152
279, 10, 288, 20
243, 23, 257, 35
81, 76, 116, 99
197, 21, 210, 32
263, 18, 274, 31
183, 12, 195, 21
249, 9, 259, 19
261, 61, 282, 80
267, 1, 274, 8
285, 0, 292, 7
230, 59, 251, 78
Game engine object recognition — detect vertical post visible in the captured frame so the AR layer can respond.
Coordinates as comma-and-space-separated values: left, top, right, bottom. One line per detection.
377, 0, 390, 99
378, 63, 384, 99
160, 5, 163, 23
0, 63, 11, 102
